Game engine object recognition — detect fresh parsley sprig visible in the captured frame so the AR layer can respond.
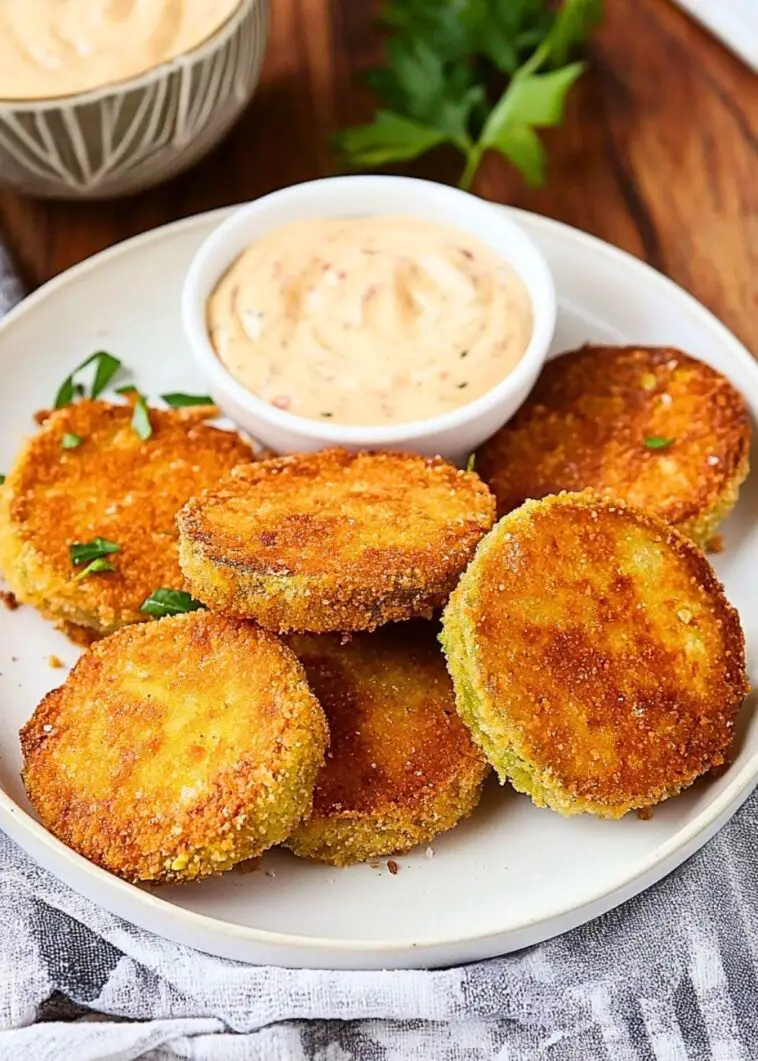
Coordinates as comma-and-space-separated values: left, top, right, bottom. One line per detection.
335, 0, 602, 189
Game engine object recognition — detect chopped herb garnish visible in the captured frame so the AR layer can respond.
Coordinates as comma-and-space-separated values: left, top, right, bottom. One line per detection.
74, 558, 116, 581
70, 537, 121, 567
457, 382, 469, 389
460, 350, 469, 359
161, 392, 214, 408
0, 475, 5, 485
645, 436, 674, 450
131, 392, 153, 441
466, 452, 476, 473
54, 351, 122, 409
140, 588, 206, 618
61, 432, 83, 450
320, 412, 334, 418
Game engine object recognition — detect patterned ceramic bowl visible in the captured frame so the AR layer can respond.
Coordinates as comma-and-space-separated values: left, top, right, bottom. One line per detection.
0, 0, 269, 200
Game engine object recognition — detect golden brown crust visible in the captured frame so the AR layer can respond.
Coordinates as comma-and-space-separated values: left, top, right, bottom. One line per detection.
178, 449, 496, 633
0, 401, 255, 636
477, 346, 751, 545
285, 623, 488, 865
20, 611, 328, 882
442, 491, 748, 818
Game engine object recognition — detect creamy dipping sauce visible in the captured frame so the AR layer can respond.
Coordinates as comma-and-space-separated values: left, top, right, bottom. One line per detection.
207, 217, 534, 427
0, 0, 242, 101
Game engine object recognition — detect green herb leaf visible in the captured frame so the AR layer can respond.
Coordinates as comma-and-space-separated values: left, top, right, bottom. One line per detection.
55, 377, 75, 409
477, 62, 585, 186
74, 557, 116, 581
140, 588, 206, 618
131, 393, 153, 441
61, 432, 83, 450
335, 110, 452, 167
0, 475, 5, 485
115, 384, 138, 396
161, 392, 215, 408
644, 436, 674, 450
54, 351, 122, 409
70, 537, 121, 567
538, 0, 603, 68
466, 452, 476, 472
90, 352, 122, 398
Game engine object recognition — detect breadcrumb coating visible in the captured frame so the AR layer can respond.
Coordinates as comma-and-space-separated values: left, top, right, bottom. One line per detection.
441, 491, 747, 818
0, 401, 254, 636
178, 449, 495, 633
21, 611, 328, 882
477, 346, 750, 546
286, 622, 488, 865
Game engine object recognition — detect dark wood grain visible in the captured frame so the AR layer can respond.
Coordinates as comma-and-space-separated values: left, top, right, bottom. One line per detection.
0, 0, 755, 345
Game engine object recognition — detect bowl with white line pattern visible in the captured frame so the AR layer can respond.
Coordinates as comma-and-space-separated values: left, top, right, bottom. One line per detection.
0, 0, 269, 200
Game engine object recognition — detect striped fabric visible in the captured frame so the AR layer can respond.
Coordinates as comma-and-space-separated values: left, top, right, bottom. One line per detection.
1, 796, 757, 1058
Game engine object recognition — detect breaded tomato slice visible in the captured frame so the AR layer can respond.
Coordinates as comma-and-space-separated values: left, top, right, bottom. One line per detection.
178, 449, 495, 633
0, 401, 254, 637
20, 611, 327, 883
441, 492, 747, 819
285, 623, 488, 866
477, 346, 750, 547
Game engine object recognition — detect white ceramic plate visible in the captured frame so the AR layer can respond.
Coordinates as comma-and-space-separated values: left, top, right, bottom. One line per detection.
0, 207, 756, 970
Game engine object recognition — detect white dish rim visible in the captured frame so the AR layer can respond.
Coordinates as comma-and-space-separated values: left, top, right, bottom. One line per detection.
0, 205, 755, 958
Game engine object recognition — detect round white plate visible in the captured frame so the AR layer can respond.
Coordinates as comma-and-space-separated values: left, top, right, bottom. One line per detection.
0, 207, 755, 970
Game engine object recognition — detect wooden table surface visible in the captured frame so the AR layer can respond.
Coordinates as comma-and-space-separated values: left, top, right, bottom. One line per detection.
0, 0, 755, 347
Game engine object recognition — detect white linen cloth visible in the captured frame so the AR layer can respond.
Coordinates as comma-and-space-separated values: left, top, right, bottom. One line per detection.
0, 241, 755, 1061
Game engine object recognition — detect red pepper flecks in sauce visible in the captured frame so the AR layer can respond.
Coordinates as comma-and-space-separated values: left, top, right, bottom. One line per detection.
207, 216, 534, 427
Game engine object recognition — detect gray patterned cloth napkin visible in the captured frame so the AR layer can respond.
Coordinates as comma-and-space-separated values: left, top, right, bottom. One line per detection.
0, 241, 756, 1061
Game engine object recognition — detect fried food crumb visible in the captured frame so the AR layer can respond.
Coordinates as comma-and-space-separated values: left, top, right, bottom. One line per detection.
47, 655, 64, 670
0, 590, 19, 610
387, 859, 399, 875
637, 807, 653, 821
707, 535, 724, 554
0, 400, 255, 637
285, 624, 488, 867
178, 448, 495, 633
442, 491, 747, 819
477, 345, 750, 548
20, 611, 328, 884
33, 409, 51, 426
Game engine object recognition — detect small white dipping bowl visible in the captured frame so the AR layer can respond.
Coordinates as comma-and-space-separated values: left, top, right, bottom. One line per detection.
181, 175, 556, 461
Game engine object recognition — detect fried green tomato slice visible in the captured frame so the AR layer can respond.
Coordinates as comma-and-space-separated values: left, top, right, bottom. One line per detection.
178, 449, 496, 633
477, 346, 751, 547
441, 492, 747, 819
285, 623, 488, 866
20, 611, 328, 883
0, 400, 255, 637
